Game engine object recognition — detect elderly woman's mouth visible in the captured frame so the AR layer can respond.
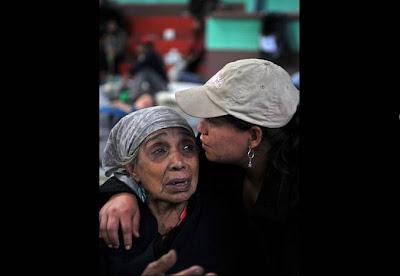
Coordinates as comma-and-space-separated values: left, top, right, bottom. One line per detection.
165, 178, 191, 191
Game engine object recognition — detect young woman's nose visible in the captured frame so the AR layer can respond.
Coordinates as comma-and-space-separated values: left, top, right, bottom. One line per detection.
197, 119, 208, 135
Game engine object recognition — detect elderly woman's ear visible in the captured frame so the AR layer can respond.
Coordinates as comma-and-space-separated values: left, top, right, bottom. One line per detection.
124, 164, 140, 183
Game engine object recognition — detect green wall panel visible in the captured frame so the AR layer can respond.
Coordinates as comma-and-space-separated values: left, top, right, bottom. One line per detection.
262, 0, 299, 12
206, 18, 261, 50
222, 0, 299, 13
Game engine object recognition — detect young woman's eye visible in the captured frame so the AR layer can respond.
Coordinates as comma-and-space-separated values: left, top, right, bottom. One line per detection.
207, 117, 226, 126
205, 118, 214, 124
207, 118, 220, 125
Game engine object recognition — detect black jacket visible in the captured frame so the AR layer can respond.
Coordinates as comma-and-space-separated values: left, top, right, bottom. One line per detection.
99, 185, 241, 276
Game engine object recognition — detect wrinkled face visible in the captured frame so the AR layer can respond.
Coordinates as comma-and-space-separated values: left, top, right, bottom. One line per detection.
197, 117, 250, 165
132, 127, 199, 203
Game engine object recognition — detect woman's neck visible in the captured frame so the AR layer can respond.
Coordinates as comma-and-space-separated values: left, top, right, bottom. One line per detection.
147, 200, 188, 236
242, 153, 267, 209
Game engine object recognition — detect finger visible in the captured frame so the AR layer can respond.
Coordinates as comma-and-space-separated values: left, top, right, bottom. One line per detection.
205, 273, 217, 276
132, 209, 141, 238
106, 214, 121, 249
141, 249, 177, 275
99, 210, 112, 247
120, 214, 133, 250
173, 265, 204, 275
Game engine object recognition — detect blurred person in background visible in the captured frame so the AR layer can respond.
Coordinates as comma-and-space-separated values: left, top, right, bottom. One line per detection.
121, 36, 169, 106
169, 16, 206, 84
100, 19, 128, 82
259, 13, 291, 63
99, 0, 126, 36
100, 0, 127, 83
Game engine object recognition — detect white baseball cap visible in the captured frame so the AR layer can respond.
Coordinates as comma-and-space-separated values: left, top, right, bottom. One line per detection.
175, 58, 299, 128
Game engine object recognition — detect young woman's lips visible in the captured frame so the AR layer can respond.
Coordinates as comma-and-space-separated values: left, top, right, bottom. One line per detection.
201, 143, 211, 151
200, 139, 211, 150
165, 178, 191, 192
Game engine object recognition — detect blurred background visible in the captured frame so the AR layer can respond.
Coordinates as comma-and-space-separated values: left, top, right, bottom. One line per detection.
99, 0, 299, 184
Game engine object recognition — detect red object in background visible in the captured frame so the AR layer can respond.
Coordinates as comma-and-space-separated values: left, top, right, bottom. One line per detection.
118, 61, 133, 76
140, 35, 153, 44
127, 16, 194, 39
121, 15, 204, 77
125, 16, 195, 58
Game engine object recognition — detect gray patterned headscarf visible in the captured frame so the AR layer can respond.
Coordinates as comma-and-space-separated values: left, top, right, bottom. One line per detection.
102, 106, 195, 192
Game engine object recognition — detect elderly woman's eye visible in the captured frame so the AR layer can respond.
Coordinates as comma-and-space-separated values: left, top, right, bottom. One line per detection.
183, 144, 194, 151
152, 148, 166, 154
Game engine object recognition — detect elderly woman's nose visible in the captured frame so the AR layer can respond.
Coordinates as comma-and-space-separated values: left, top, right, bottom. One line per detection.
169, 150, 185, 169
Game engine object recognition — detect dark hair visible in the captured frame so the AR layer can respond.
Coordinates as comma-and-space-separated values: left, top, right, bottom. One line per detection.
222, 108, 299, 176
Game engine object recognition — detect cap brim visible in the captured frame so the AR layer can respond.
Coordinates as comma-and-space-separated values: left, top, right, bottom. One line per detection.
175, 85, 227, 118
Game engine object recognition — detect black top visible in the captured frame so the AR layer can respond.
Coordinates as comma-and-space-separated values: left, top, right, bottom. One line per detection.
194, 134, 300, 275
99, 185, 241, 276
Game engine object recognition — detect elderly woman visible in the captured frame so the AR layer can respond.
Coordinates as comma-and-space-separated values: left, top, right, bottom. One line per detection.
99, 106, 239, 276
